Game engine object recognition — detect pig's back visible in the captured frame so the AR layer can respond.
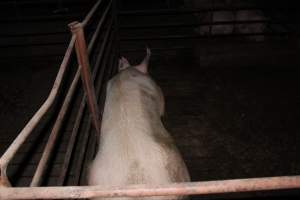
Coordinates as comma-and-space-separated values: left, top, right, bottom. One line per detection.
88, 70, 190, 200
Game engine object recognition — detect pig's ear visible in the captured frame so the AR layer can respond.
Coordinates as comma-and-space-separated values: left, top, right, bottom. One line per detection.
135, 47, 151, 74
118, 56, 130, 72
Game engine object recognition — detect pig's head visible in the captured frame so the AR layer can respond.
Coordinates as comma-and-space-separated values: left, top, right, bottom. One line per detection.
116, 48, 165, 116
118, 48, 151, 74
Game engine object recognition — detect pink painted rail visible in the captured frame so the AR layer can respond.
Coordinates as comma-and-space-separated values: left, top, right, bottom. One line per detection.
1, 176, 300, 199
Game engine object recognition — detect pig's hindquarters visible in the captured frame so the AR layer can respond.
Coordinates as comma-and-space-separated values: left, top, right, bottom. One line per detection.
88, 127, 188, 200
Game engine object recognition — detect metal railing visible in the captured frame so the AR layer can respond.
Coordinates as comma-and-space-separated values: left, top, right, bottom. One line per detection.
1, 176, 300, 199
0, 0, 117, 187
0, 0, 300, 199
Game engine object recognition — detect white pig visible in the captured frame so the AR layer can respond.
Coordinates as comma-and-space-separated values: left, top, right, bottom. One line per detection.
88, 48, 190, 200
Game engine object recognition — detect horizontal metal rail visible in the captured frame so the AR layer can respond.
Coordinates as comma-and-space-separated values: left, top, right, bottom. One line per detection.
120, 20, 300, 30
118, 7, 289, 16
1, 176, 300, 199
0, 41, 68, 49
0, 0, 90, 5
0, 14, 84, 23
120, 32, 292, 42
0, 31, 68, 38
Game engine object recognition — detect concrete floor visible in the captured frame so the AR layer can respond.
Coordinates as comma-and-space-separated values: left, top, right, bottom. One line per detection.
119, 44, 300, 199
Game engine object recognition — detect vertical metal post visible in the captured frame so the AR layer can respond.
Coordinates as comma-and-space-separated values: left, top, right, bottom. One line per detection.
69, 21, 101, 137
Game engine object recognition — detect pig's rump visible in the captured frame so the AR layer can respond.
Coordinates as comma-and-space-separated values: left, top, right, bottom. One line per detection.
88, 69, 190, 200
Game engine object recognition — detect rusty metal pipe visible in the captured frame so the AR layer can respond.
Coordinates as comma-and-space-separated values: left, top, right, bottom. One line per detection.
57, 5, 112, 185
78, 29, 116, 185
1, 176, 300, 199
0, 36, 76, 187
32, 16, 110, 185
69, 21, 101, 136
60, 36, 112, 184
32, 13, 110, 184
